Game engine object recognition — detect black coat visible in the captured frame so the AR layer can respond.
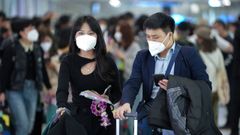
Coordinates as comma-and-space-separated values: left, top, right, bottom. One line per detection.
148, 76, 222, 135
232, 26, 240, 79
42, 110, 87, 135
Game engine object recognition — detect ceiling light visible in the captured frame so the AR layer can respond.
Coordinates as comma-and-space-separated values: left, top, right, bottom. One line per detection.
109, 0, 121, 8
190, 3, 200, 14
222, 0, 231, 6
208, 0, 221, 7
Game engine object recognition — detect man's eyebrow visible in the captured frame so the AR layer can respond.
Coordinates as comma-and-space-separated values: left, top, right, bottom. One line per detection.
148, 34, 159, 37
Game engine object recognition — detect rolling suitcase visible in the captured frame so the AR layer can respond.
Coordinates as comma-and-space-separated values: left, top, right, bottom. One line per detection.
116, 112, 138, 135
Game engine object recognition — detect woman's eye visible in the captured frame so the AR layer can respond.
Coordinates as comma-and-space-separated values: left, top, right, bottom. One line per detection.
88, 32, 95, 35
79, 32, 85, 35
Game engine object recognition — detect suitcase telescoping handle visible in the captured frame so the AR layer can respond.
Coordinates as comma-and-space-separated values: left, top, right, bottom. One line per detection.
116, 112, 138, 135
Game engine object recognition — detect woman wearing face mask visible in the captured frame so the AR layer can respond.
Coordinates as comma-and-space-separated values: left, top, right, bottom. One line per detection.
56, 16, 121, 135
39, 31, 56, 59
39, 31, 60, 123
113, 21, 141, 134
0, 18, 53, 135
115, 22, 141, 81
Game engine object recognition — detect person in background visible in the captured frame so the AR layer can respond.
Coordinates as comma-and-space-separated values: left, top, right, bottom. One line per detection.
228, 22, 238, 39
0, 18, 53, 135
56, 16, 121, 135
54, 14, 72, 52
230, 19, 240, 135
135, 15, 148, 49
54, 15, 72, 37
98, 18, 108, 33
0, 11, 6, 46
188, 25, 234, 54
176, 21, 195, 47
213, 19, 235, 129
112, 21, 142, 135
56, 26, 71, 61
113, 21, 141, 82
119, 12, 135, 28
196, 26, 230, 125
0, 18, 13, 63
38, 30, 58, 123
98, 18, 108, 43
0, 18, 13, 40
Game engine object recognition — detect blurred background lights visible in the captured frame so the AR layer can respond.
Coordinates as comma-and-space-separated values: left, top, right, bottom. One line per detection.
109, 0, 121, 8
190, 3, 200, 14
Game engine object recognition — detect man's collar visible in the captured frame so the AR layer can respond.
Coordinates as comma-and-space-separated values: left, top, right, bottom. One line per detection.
19, 40, 34, 52
154, 42, 176, 60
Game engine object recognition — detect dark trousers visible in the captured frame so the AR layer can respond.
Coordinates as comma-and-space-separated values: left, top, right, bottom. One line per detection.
230, 79, 240, 135
225, 72, 235, 127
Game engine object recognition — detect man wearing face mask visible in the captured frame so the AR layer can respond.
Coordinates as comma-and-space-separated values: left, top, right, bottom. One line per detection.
113, 12, 211, 135
0, 18, 52, 135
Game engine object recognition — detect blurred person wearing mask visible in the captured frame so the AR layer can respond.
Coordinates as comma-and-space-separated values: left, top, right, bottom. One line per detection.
98, 18, 108, 43
196, 26, 230, 125
39, 31, 59, 123
113, 21, 141, 82
56, 16, 121, 135
113, 21, 142, 134
0, 18, 53, 135
98, 18, 108, 33
213, 19, 235, 129
113, 12, 217, 135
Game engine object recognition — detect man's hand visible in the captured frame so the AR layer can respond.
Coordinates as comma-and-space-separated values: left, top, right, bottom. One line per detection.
158, 79, 168, 91
0, 92, 5, 103
113, 103, 131, 120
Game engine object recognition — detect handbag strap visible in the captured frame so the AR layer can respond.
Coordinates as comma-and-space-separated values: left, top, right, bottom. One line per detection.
165, 44, 182, 78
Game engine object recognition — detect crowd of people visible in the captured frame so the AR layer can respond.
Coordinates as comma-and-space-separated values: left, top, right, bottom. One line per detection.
0, 10, 239, 135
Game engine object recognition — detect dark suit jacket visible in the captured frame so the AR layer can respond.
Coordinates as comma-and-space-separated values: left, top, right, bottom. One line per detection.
121, 44, 211, 106
233, 26, 240, 79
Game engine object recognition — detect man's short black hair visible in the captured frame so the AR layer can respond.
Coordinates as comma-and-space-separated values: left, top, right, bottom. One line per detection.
143, 12, 175, 33
11, 18, 33, 38
215, 19, 226, 28
178, 21, 191, 31
0, 11, 6, 19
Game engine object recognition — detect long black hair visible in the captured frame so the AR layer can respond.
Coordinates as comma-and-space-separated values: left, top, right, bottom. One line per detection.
69, 15, 115, 82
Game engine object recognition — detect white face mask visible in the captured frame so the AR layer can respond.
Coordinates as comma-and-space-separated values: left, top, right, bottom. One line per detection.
100, 24, 107, 32
147, 34, 169, 56
27, 29, 39, 42
75, 35, 97, 51
40, 42, 52, 52
114, 32, 122, 42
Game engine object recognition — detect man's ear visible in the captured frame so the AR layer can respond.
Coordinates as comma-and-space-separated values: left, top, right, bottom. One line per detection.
19, 29, 28, 39
19, 30, 24, 38
168, 32, 173, 40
